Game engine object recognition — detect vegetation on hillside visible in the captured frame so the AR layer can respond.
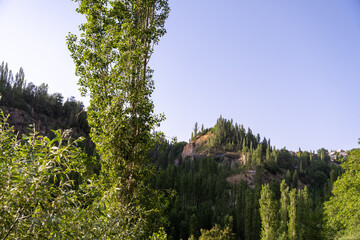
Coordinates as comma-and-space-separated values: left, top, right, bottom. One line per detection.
0, 0, 359, 239
324, 147, 360, 239
151, 116, 350, 240
1, 66, 359, 239
1, 63, 357, 239
0, 62, 88, 134
0, 61, 94, 157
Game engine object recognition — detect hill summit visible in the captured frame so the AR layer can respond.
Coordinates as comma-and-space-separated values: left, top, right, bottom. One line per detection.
181, 116, 271, 166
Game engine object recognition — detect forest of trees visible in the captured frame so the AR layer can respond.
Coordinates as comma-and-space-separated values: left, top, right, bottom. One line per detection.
151, 116, 352, 240
0, 0, 359, 239
0, 62, 89, 135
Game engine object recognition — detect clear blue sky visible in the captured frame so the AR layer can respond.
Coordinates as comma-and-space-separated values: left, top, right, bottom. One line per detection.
0, 0, 359, 151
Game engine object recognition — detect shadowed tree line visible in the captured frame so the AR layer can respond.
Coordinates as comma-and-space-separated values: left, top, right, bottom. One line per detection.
0, 61, 89, 134
0, 62, 95, 156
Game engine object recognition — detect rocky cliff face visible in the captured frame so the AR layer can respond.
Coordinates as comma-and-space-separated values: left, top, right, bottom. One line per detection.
181, 133, 249, 167
0, 106, 83, 138
181, 133, 213, 160
2, 107, 50, 135
181, 142, 196, 160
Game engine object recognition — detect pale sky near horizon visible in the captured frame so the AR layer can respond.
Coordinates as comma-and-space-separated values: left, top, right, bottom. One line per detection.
0, 0, 359, 152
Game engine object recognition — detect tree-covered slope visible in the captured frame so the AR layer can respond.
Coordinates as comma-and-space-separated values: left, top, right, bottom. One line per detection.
1, 61, 357, 240
152, 116, 345, 240
0, 61, 94, 155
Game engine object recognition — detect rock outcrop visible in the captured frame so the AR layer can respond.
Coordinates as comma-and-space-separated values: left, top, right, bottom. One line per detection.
0, 106, 83, 137
181, 132, 249, 169
181, 141, 195, 160
181, 133, 213, 160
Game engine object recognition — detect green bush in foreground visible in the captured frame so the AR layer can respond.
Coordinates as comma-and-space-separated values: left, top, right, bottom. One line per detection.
0, 108, 89, 238
0, 108, 168, 239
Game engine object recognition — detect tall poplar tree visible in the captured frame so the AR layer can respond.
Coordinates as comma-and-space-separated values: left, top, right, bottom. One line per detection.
259, 184, 278, 240
288, 189, 298, 240
278, 180, 289, 240
67, 0, 169, 237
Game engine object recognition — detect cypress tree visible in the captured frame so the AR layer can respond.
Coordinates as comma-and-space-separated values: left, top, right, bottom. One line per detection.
292, 170, 298, 189
285, 170, 292, 187
299, 186, 311, 240
278, 180, 289, 240
189, 214, 199, 238
266, 144, 271, 162
244, 189, 253, 240
288, 189, 298, 240
259, 184, 278, 240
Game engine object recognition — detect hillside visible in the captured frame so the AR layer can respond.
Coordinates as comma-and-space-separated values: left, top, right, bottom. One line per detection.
1, 105, 85, 137
180, 122, 320, 189
182, 132, 248, 165
180, 117, 343, 190
151, 117, 344, 239
0, 62, 93, 154
0, 63, 351, 240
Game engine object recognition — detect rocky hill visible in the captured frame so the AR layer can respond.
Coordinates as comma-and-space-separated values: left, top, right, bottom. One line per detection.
1, 105, 86, 138
182, 132, 249, 167
180, 119, 328, 189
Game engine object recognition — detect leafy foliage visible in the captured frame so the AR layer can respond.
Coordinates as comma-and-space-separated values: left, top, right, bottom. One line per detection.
151, 117, 339, 239
209, 116, 270, 154
0, 62, 88, 133
259, 184, 278, 240
324, 146, 360, 239
198, 224, 235, 240
0, 109, 89, 239
67, 0, 170, 237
